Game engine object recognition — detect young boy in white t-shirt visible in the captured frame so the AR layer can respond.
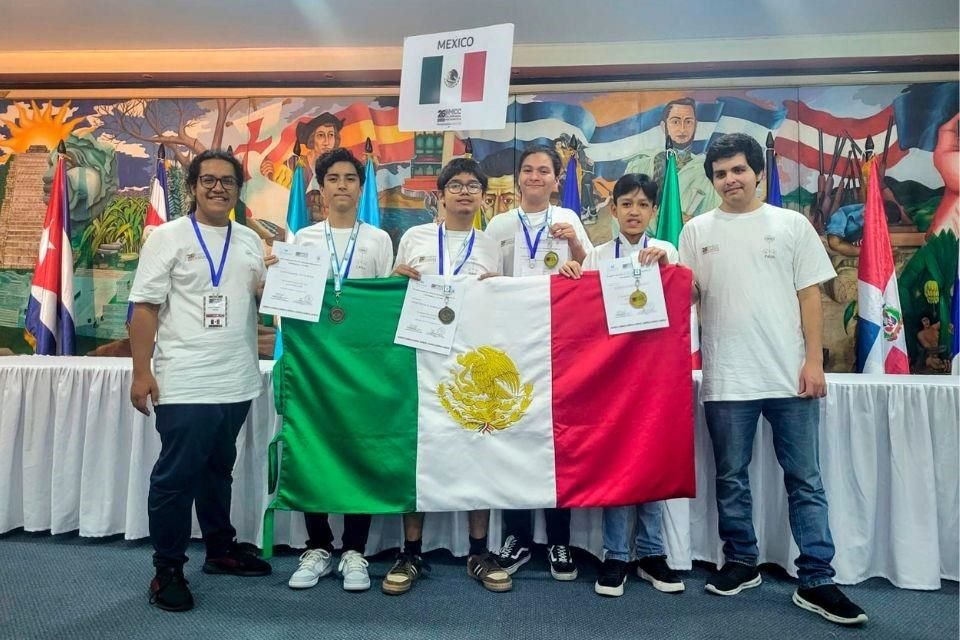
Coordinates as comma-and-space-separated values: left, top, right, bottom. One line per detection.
272, 148, 394, 594
384, 157, 510, 596
559, 173, 685, 597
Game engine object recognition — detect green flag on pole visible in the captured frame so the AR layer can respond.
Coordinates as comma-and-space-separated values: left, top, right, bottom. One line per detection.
654, 150, 683, 248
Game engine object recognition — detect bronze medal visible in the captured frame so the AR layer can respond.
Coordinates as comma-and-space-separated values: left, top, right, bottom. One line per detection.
629, 289, 648, 309
438, 306, 456, 325
543, 251, 559, 269
329, 306, 346, 323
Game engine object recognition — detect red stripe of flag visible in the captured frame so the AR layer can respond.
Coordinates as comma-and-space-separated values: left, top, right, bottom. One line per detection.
461, 51, 486, 103
550, 267, 696, 507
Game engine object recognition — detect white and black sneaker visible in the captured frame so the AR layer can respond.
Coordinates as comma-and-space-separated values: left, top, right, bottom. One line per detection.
496, 535, 532, 575
595, 558, 628, 597
793, 585, 868, 625
637, 555, 685, 593
705, 562, 762, 596
547, 544, 578, 581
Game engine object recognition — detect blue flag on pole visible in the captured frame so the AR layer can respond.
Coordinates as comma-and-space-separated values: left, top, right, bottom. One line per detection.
766, 155, 783, 207
561, 155, 581, 217
357, 157, 381, 228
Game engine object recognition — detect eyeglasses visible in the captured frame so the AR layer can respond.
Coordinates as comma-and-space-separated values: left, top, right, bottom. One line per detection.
445, 181, 483, 195
198, 175, 239, 190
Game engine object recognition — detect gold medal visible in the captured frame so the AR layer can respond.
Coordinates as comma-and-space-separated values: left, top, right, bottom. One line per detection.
629, 289, 647, 309
330, 306, 346, 323
543, 251, 559, 269
438, 306, 456, 325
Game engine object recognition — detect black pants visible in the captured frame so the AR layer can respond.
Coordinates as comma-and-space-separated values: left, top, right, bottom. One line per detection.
148, 401, 251, 568
303, 513, 372, 554
502, 508, 571, 547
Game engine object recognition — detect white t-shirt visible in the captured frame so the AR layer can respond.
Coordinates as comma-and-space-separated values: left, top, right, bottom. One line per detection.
129, 216, 266, 405
484, 206, 594, 276
678, 204, 836, 401
582, 234, 679, 270
394, 222, 501, 276
294, 221, 394, 279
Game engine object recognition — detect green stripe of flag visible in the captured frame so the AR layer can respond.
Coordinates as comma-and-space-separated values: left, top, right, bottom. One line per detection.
271, 279, 418, 514
419, 55, 443, 105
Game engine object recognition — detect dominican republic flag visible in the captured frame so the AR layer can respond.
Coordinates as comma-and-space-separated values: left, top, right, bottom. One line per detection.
855, 164, 909, 374
144, 157, 168, 230
24, 151, 76, 355
419, 51, 486, 104
263, 270, 695, 553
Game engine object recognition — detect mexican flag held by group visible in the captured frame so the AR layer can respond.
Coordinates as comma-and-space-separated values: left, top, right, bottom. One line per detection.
264, 269, 696, 552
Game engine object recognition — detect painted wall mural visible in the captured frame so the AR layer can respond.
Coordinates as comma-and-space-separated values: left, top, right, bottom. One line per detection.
0, 82, 955, 372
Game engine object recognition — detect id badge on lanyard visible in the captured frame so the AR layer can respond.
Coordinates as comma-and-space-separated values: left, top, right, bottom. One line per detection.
191, 215, 232, 329
203, 293, 228, 328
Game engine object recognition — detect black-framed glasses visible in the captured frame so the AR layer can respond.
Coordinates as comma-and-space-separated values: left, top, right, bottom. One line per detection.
198, 175, 238, 190
446, 181, 483, 195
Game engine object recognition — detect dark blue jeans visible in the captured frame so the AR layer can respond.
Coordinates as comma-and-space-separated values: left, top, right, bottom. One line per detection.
704, 397, 836, 589
149, 401, 251, 569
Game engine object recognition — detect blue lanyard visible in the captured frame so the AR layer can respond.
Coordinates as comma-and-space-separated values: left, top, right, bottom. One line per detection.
437, 223, 476, 276
325, 220, 362, 295
190, 215, 232, 288
614, 234, 648, 259
517, 206, 552, 260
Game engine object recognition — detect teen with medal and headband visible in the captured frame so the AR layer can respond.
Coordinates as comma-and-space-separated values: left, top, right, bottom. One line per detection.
484, 144, 593, 278
559, 173, 684, 598
484, 145, 592, 582
388, 157, 508, 595
129, 150, 271, 612
267, 148, 393, 593
679, 134, 866, 626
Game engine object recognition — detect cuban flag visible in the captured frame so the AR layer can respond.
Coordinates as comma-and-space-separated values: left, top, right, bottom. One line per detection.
144, 156, 168, 231
855, 163, 908, 374
24, 150, 76, 355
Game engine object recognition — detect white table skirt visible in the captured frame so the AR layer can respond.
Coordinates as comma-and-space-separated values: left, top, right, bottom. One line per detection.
1, 356, 956, 590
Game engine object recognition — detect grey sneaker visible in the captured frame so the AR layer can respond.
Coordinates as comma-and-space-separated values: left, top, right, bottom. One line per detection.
338, 550, 371, 592
288, 548, 333, 589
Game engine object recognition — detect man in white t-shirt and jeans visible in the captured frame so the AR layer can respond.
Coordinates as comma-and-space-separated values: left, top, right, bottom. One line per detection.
129, 150, 271, 612
678, 133, 867, 626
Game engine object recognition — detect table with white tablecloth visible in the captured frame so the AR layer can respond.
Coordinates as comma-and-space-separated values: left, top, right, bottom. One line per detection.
1, 356, 956, 589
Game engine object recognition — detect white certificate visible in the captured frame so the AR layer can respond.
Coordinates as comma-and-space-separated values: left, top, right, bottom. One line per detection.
598, 256, 669, 335
512, 233, 569, 277
394, 275, 465, 355
258, 241, 331, 322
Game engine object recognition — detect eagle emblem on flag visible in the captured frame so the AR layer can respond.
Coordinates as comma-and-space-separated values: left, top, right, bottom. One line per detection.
437, 346, 533, 434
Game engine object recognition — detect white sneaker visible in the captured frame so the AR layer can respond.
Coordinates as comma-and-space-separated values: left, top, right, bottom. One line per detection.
288, 548, 333, 589
338, 550, 371, 592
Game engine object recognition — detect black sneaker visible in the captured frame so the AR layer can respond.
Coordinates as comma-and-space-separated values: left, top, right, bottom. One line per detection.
637, 555, 685, 593
793, 584, 868, 625
704, 562, 761, 596
149, 567, 193, 612
547, 544, 578, 581
594, 558, 628, 597
382, 552, 427, 595
202, 543, 272, 576
496, 535, 532, 575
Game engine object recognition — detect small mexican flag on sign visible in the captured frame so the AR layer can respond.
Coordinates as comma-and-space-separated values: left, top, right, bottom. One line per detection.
399, 24, 513, 131
419, 51, 487, 104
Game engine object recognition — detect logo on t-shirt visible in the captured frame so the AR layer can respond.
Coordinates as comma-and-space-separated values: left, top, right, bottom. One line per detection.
701, 244, 719, 255
763, 235, 777, 259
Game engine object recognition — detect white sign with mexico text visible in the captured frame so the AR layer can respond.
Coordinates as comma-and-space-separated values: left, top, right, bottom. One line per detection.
399, 24, 514, 132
